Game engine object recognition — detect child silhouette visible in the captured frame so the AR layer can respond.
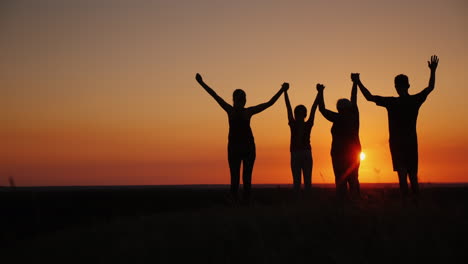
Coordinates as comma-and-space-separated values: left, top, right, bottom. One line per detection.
284, 84, 319, 192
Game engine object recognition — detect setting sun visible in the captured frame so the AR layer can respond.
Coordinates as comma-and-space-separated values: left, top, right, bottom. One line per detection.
360, 152, 366, 161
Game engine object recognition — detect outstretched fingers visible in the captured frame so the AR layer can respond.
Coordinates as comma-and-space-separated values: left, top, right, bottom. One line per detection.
428, 55, 439, 70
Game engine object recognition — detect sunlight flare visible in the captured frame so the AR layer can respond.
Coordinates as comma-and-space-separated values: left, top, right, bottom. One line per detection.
360, 152, 366, 161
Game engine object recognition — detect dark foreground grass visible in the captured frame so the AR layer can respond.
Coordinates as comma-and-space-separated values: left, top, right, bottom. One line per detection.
2, 186, 468, 263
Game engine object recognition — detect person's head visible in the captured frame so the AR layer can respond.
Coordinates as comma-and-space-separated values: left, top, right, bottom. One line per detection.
336, 98, 351, 113
294, 105, 307, 120
394, 74, 410, 96
233, 89, 246, 108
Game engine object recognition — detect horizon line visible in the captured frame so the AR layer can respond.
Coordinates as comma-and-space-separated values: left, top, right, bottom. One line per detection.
2, 182, 468, 189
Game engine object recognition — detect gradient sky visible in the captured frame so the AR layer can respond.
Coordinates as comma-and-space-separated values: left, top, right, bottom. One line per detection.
1, 0, 467, 186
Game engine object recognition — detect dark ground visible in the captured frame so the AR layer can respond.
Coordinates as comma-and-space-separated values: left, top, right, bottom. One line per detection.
1, 185, 468, 263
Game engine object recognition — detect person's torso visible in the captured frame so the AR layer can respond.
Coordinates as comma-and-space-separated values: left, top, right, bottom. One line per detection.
331, 107, 361, 153
385, 96, 421, 141
289, 121, 312, 152
228, 108, 254, 147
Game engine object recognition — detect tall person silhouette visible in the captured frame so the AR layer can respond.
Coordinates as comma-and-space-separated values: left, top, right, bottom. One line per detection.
355, 55, 439, 197
196, 73, 288, 201
284, 85, 319, 192
317, 78, 362, 200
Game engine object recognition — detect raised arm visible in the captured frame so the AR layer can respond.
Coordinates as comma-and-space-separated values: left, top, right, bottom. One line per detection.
284, 89, 294, 123
195, 73, 231, 112
355, 74, 378, 102
417, 55, 439, 99
306, 90, 319, 125
249, 82, 288, 115
317, 84, 338, 122
350, 73, 359, 106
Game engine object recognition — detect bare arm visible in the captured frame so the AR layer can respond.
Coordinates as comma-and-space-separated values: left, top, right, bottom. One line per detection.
355, 75, 378, 102
417, 55, 439, 98
317, 84, 338, 122
249, 82, 288, 115
350, 73, 359, 106
284, 90, 294, 123
195, 73, 231, 112
306, 91, 319, 125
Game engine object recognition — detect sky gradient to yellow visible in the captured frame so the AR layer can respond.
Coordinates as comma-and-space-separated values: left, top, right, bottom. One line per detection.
1, 0, 467, 186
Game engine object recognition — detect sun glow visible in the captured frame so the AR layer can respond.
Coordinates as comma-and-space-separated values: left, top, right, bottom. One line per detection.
360, 152, 366, 161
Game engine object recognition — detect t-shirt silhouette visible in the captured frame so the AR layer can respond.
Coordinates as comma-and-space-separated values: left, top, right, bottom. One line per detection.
331, 105, 361, 160
228, 108, 255, 152
288, 120, 313, 152
373, 92, 428, 171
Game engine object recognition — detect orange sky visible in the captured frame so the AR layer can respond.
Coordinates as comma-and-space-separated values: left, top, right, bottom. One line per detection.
1, 0, 467, 186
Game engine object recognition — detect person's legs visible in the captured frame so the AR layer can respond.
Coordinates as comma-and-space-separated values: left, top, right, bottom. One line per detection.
406, 140, 419, 196
228, 152, 241, 198
397, 168, 409, 196
348, 163, 360, 198
290, 152, 302, 192
242, 150, 256, 199
303, 150, 312, 191
391, 141, 407, 197
408, 169, 419, 195
332, 157, 347, 200
336, 175, 347, 200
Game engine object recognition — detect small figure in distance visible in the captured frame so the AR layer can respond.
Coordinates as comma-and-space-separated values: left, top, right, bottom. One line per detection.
317, 78, 362, 201
284, 84, 319, 193
355, 55, 439, 199
195, 73, 288, 202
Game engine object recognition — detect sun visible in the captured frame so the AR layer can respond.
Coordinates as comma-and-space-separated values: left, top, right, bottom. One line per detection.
360, 152, 366, 161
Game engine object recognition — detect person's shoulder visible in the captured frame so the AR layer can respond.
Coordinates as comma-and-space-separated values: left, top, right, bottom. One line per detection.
374, 95, 396, 106
397, 94, 422, 104
409, 93, 426, 101
351, 106, 360, 117
386, 96, 400, 104
385, 96, 398, 101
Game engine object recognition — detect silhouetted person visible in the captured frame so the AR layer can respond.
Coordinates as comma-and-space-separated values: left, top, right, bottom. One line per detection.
317, 78, 361, 200
355, 55, 439, 197
195, 73, 288, 201
284, 85, 319, 192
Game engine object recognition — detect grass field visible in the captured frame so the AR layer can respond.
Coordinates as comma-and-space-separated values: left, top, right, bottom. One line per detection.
1, 185, 467, 263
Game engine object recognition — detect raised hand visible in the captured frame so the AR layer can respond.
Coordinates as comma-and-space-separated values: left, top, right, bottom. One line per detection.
351, 73, 360, 83
195, 73, 204, 84
281, 82, 290, 92
428, 55, 439, 71
316, 83, 325, 92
